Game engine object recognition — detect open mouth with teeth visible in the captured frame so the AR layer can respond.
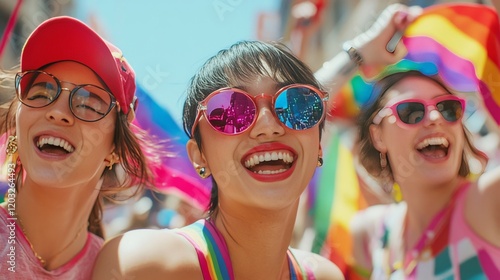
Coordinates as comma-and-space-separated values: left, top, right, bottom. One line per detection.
415, 137, 449, 158
36, 136, 75, 155
243, 150, 295, 175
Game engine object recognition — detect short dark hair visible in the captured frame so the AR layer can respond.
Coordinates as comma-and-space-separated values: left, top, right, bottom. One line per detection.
182, 40, 325, 215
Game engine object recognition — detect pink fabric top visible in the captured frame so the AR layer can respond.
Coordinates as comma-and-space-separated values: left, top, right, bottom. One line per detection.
0, 207, 103, 279
358, 182, 500, 279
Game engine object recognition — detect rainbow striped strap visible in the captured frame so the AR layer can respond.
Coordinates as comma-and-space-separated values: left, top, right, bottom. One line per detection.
174, 219, 234, 280
287, 249, 316, 280
175, 220, 315, 279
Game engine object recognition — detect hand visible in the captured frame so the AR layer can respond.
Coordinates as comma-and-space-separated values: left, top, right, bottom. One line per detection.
352, 4, 423, 78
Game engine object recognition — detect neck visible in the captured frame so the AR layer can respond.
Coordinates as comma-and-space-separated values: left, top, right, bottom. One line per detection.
11, 177, 101, 270
213, 198, 299, 280
399, 176, 463, 249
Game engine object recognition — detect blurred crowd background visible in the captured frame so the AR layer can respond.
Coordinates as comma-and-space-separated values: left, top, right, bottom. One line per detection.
1, 0, 499, 269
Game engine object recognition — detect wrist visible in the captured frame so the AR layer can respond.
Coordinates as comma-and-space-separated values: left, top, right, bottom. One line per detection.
342, 41, 364, 67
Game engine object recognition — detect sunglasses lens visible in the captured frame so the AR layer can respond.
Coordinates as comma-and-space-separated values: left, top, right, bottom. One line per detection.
437, 100, 463, 122
396, 102, 425, 124
275, 86, 323, 130
205, 90, 256, 134
71, 86, 114, 121
17, 71, 58, 108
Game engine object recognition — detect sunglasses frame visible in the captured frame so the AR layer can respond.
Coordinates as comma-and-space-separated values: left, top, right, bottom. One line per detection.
190, 83, 328, 137
15, 70, 119, 122
373, 95, 466, 127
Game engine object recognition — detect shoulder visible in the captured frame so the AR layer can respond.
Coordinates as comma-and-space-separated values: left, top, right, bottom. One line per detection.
467, 167, 500, 219
291, 249, 345, 280
92, 228, 202, 280
477, 165, 500, 196
465, 167, 500, 243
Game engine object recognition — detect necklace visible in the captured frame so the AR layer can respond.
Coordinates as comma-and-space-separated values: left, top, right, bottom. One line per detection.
384, 198, 455, 277
16, 216, 87, 268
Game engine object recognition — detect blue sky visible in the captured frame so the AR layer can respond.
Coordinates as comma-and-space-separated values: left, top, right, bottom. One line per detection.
74, 1, 279, 126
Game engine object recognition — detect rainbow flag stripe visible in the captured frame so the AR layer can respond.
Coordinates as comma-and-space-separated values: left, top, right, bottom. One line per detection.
328, 3, 500, 126
403, 3, 500, 125
174, 220, 234, 279
310, 132, 366, 274
134, 86, 211, 210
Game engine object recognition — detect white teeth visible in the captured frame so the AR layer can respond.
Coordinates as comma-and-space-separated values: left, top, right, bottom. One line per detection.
271, 152, 278, 160
37, 136, 75, 153
256, 169, 287, 175
244, 151, 294, 168
416, 137, 449, 150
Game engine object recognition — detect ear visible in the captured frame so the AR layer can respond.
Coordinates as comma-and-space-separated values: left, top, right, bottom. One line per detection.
186, 139, 210, 174
126, 109, 135, 123
369, 124, 387, 153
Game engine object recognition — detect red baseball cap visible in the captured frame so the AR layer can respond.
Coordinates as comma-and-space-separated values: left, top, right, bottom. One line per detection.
20, 16, 136, 114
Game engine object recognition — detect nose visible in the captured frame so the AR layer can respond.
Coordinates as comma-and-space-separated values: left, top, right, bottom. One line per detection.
45, 89, 74, 125
249, 98, 285, 139
423, 105, 444, 126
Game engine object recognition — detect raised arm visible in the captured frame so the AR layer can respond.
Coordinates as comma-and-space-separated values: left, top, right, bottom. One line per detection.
314, 4, 422, 99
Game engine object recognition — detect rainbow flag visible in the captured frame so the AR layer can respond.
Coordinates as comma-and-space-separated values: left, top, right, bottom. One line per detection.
134, 85, 211, 210
329, 3, 500, 125
309, 132, 367, 275
403, 3, 500, 125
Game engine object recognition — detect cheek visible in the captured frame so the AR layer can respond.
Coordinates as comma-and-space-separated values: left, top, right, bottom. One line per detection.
300, 130, 321, 165
81, 123, 115, 152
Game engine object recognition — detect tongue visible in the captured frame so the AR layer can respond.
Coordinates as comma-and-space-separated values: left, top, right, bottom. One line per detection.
419, 145, 446, 158
40, 145, 68, 155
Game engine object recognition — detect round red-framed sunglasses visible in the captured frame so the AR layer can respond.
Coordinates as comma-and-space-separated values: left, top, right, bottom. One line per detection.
190, 84, 328, 137
372, 95, 466, 127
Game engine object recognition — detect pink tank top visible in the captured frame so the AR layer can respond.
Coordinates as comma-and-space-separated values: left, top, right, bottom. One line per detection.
367, 183, 500, 279
0, 207, 103, 279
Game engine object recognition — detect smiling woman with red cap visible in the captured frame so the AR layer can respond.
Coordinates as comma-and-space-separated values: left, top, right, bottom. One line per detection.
0, 16, 156, 279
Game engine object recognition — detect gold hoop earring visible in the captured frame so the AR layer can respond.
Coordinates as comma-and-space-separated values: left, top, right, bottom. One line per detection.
317, 157, 323, 167
197, 167, 209, 179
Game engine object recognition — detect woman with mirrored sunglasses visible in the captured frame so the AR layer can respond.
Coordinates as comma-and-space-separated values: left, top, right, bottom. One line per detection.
93, 40, 345, 279
350, 70, 500, 279
0, 16, 158, 279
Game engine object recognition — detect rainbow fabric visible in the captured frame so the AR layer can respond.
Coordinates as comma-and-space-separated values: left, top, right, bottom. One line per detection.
403, 3, 500, 126
329, 3, 500, 126
133, 85, 211, 210
174, 219, 234, 279
309, 132, 366, 275
174, 219, 315, 279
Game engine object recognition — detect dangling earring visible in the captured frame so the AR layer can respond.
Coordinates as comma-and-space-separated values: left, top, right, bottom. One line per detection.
107, 152, 119, 171
379, 152, 392, 192
379, 152, 387, 169
2, 135, 19, 177
317, 157, 323, 167
197, 166, 209, 179
6, 135, 18, 155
